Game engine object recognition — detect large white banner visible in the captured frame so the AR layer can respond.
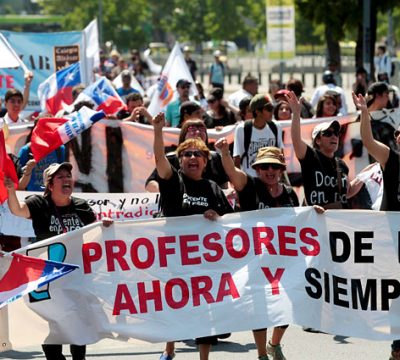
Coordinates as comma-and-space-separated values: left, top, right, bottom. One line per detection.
3, 208, 400, 349
6, 110, 400, 192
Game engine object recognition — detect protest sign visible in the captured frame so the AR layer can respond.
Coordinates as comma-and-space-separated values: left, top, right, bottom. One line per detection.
2, 208, 400, 349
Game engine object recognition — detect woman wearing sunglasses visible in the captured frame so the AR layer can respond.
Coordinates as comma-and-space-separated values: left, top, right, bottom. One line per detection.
215, 139, 299, 360
287, 91, 361, 209
145, 119, 229, 192
151, 112, 233, 360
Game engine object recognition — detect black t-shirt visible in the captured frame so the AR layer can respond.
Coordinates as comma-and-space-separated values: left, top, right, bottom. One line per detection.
238, 175, 299, 211
25, 194, 96, 241
157, 168, 233, 217
146, 151, 229, 187
300, 146, 349, 207
207, 110, 236, 128
381, 148, 400, 211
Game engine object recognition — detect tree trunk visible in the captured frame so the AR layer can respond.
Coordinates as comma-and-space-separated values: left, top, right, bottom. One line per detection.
325, 22, 341, 71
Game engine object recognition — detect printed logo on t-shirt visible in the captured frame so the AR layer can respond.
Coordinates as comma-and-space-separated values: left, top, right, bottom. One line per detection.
50, 214, 83, 233
182, 193, 209, 208
248, 139, 277, 166
309, 170, 347, 205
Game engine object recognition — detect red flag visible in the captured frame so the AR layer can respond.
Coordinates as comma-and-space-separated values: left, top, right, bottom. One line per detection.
0, 130, 18, 204
30, 107, 105, 162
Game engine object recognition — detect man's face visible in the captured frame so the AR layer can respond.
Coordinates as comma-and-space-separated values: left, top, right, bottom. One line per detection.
5, 95, 23, 118
246, 81, 258, 96
177, 84, 190, 98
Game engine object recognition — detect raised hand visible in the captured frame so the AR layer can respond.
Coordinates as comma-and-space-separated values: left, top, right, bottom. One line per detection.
352, 92, 367, 111
151, 112, 165, 131
285, 91, 301, 115
214, 137, 230, 154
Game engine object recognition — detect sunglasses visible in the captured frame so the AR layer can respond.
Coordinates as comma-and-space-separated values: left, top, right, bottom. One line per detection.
207, 99, 216, 104
180, 85, 191, 89
181, 150, 205, 158
321, 129, 339, 137
395, 130, 400, 139
257, 163, 283, 170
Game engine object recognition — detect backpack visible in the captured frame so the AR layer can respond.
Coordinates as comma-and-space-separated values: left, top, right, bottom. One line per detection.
383, 56, 395, 77
240, 119, 278, 168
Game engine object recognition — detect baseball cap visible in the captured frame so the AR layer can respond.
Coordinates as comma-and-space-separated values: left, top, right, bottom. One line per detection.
43, 162, 73, 194
213, 50, 222, 57
250, 94, 273, 112
274, 89, 290, 100
176, 79, 191, 88
251, 147, 286, 169
121, 70, 131, 78
311, 120, 341, 141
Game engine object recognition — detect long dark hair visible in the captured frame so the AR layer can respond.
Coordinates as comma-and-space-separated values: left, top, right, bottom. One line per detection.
178, 119, 208, 145
316, 94, 338, 118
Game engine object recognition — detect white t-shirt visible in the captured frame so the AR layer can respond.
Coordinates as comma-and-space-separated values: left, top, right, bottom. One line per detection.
228, 88, 252, 108
310, 84, 348, 115
233, 120, 283, 177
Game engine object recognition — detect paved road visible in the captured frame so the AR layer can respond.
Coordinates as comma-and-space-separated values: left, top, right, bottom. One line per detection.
1, 325, 393, 359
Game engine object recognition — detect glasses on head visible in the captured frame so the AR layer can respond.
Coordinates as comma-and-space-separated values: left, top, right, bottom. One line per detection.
187, 126, 206, 133
321, 129, 339, 137
181, 150, 205, 158
257, 163, 283, 171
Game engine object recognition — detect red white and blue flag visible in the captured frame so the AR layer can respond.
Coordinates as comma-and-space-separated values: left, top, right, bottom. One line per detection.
0, 252, 78, 308
0, 129, 18, 204
75, 76, 126, 114
30, 106, 105, 162
38, 62, 82, 115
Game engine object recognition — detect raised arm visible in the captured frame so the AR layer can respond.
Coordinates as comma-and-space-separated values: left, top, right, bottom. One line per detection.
287, 91, 307, 160
22, 71, 33, 110
352, 92, 390, 168
5, 176, 31, 218
215, 137, 248, 191
151, 112, 173, 180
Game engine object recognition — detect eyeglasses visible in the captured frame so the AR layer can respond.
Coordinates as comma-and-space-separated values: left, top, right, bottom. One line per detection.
257, 163, 283, 170
181, 150, 205, 158
321, 129, 339, 137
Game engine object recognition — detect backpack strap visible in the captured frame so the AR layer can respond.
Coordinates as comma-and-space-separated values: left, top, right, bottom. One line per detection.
240, 120, 253, 167
268, 120, 278, 145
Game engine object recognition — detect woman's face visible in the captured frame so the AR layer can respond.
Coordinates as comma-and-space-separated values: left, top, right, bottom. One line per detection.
277, 103, 292, 120
207, 98, 219, 110
255, 163, 284, 186
322, 98, 337, 117
49, 169, 74, 197
185, 125, 207, 142
179, 147, 207, 180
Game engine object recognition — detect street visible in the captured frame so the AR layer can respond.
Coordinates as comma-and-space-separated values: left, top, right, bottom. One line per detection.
1, 325, 393, 359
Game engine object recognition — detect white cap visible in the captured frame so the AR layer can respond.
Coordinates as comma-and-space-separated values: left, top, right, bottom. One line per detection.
213, 50, 221, 57
311, 120, 341, 141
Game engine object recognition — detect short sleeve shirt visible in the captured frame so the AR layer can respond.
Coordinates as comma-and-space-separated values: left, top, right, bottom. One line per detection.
25, 194, 96, 241
381, 148, 400, 211
238, 175, 299, 211
157, 168, 233, 217
300, 146, 349, 207
233, 120, 283, 177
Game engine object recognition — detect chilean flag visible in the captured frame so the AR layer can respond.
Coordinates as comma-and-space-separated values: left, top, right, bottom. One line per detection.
30, 106, 105, 162
75, 76, 126, 114
38, 62, 81, 115
0, 252, 78, 308
0, 129, 18, 204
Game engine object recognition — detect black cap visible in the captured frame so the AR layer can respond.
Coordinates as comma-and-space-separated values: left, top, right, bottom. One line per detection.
176, 79, 191, 88
180, 101, 201, 116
